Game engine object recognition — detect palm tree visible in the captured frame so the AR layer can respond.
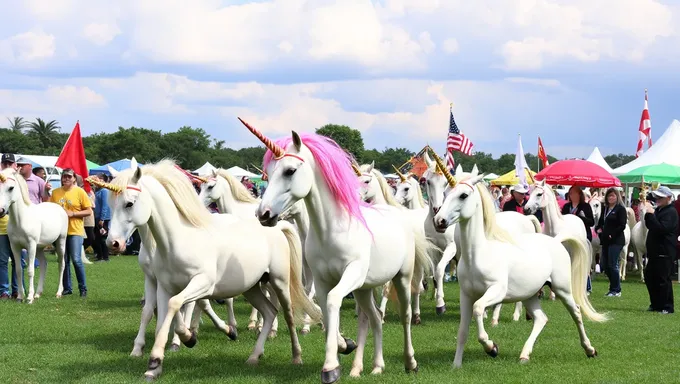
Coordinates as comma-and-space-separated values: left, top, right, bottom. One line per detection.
5, 117, 28, 132
28, 118, 61, 147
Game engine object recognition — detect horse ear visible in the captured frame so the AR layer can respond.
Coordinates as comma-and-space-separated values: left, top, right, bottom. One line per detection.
470, 165, 479, 178
211, 169, 217, 178
131, 166, 142, 184
455, 164, 463, 176
107, 166, 119, 177
423, 151, 434, 168
368, 161, 374, 172
130, 157, 138, 169
471, 164, 479, 174
292, 131, 302, 151
471, 173, 485, 185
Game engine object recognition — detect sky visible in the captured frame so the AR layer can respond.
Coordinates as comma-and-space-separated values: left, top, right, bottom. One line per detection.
1, 0, 679, 159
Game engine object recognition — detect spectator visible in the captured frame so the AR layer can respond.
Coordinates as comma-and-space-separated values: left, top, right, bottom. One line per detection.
17, 157, 50, 204
49, 168, 91, 297
76, 175, 96, 264
503, 184, 543, 222
33, 166, 47, 181
93, 173, 112, 262
595, 187, 628, 297
643, 186, 678, 314
0, 153, 24, 299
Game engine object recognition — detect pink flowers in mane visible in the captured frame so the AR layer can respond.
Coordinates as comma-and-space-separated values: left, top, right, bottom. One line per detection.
262, 133, 371, 231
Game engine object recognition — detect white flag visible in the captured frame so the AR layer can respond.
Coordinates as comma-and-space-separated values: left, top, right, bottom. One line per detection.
515, 134, 529, 189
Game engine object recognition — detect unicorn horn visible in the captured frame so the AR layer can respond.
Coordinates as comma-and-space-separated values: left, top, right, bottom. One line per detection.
237, 117, 286, 160
86, 176, 123, 194
194, 175, 208, 183
351, 163, 362, 177
428, 149, 457, 187
251, 164, 268, 181
0, 173, 5, 182
391, 165, 407, 182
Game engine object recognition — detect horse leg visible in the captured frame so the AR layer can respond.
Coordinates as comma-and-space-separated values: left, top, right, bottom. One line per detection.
10, 243, 25, 302
472, 285, 506, 357
348, 297, 370, 377
145, 276, 212, 381
392, 271, 418, 373
435, 244, 455, 314
196, 299, 237, 340
512, 302, 523, 321
35, 248, 47, 299
24, 244, 38, 303
266, 284, 280, 339
242, 284, 278, 365
268, 272, 303, 365
518, 296, 548, 363
619, 247, 627, 281
491, 304, 502, 326
170, 305, 187, 352
131, 275, 157, 357
453, 291, 473, 368
54, 237, 67, 298
553, 287, 597, 358
378, 282, 390, 324
319, 261, 367, 383
411, 277, 422, 325
224, 297, 238, 329
637, 248, 646, 283
247, 284, 260, 331
352, 289, 385, 377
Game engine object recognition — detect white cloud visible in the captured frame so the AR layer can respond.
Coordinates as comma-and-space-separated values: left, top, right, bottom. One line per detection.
82, 23, 121, 46
505, 77, 561, 87
0, 29, 56, 64
0, 85, 107, 119
442, 38, 459, 54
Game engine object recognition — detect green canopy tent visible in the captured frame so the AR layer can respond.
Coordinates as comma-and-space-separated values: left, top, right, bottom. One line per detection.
617, 162, 680, 185
86, 159, 100, 171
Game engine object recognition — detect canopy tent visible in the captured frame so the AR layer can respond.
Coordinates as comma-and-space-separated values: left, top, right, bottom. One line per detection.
612, 119, 680, 175
383, 173, 400, 179
483, 173, 499, 181
194, 162, 217, 176
89, 159, 145, 176
585, 147, 613, 173
226, 166, 260, 179
490, 168, 536, 186
617, 163, 680, 185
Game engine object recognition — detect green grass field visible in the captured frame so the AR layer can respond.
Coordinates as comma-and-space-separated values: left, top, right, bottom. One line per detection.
0, 254, 677, 384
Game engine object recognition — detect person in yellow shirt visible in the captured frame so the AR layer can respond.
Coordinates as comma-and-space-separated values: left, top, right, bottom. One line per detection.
49, 168, 92, 297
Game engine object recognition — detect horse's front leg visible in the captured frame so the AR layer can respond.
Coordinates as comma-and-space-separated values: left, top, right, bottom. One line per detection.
453, 291, 473, 368
472, 285, 507, 358
197, 299, 237, 340
145, 276, 212, 381
10, 243, 25, 302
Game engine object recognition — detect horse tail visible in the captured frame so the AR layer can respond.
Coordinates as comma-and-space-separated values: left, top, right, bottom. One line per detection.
626, 207, 637, 228
277, 220, 322, 324
412, 229, 437, 294
528, 215, 542, 233
561, 236, 609, 323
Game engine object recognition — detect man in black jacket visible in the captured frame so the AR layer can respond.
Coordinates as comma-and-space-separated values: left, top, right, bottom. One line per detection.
644, 185, 679, 314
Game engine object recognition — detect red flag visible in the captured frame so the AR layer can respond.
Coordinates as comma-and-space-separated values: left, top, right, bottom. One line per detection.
537, 136, 549, 169
56, 121, 91, 193
635, 89, 652, 158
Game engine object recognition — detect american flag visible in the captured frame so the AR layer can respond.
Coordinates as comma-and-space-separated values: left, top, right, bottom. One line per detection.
445, 104, 473, 170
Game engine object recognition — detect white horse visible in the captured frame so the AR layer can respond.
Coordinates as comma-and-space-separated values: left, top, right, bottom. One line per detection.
588, 194, 633, 280
104, 159, 319, 380
0, 169, 67, 303
240, 119, 432, 383
432, 169, 607, 367
630, 203, 648, 282
421, 153, 538, 324
197, 169, 272, 335
355, 162, 428, 325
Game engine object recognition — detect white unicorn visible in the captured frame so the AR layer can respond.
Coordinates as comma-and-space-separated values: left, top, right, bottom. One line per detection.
432, 168, 607, 367
0, 169, 67, 303
197, 169, 273, 335
104, 159, 319, 380
239, 118, 432, 383
630, 204, 648, 282
421, 152, 539, 324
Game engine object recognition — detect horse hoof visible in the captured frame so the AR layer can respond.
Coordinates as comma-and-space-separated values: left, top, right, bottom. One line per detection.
268, 330, 277, 339
519, 357, 530, 364
183, 331, 197, 348
587, 349, 598, 358
486, 343, 499, 358
147, 357, 162, 371
321, 367, 341, 384
301, 328, 310, 335
247, 324, 256, 331
436, 305, 446, 315
169, 344, 180, 352
340, 337, 357, 355
405, 365, 418, 373
130, 350, 144, 357
412, 314, 421, 325
140, 299, 146, 306
227, 325, 238, 341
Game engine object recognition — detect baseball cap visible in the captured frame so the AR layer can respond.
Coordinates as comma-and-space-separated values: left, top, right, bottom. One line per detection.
511, 184, 529, 194
1, 153, 15, 163
61, 168, 75, 177
16, 157, 32, 165
651, 185, 674, 198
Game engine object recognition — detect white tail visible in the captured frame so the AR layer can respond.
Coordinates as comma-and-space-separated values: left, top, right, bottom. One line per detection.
528, 215, 542, 233
561, 237, 609, 322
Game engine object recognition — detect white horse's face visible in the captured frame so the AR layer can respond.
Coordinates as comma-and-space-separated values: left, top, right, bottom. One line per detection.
198, 174, 222, 207
434, 172, 486, 232
394, 179, 416, 205
279, 199, 303, 221
524, 181, 549, 214
590, 196, 602, 223
258, 132, 312, 226
0, 170, 21, 217
358, 163, 378, 203
106, 167, 152, 253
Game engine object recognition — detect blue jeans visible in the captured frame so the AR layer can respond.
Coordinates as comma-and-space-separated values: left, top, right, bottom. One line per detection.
601, 244, 623, 293
63, 235, 87, 294
22, 249, 39, 268
0, 235, 25, 295
587, 275, 592, 292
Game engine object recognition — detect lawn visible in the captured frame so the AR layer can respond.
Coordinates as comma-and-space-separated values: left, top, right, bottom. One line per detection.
0, 254, 677, 384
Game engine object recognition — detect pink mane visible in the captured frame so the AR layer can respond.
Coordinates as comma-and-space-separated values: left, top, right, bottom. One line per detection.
263, 133, 371, 232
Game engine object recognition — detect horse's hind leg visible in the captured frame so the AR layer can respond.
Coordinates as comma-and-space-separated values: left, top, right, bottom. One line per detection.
553, 288, 597, 358
392, 272, 417, 373
619, 247, 627, 281
35, 248, 47, 299
269, 274, 303, 365
512, 302, 522, 321
518, 297, 548, 363
196, 299, 237, 340
54, 237, 67, 298
350, 289, 383, 377
242, 284, 278, 365
378, 281, 390, 323
131, 275, 157, 357
265, 284, 280, 339
491, 304, 502, 326
225, 297, 238, 328
435, 244, 456, 314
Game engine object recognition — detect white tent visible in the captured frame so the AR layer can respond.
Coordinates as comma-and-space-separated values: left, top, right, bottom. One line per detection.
612, 119, 680, 175
585, 147, 613, 173
483, 173, 499, 181
194, 162, 217, 176
383, 173, 399, 179
226, 166, 259, 178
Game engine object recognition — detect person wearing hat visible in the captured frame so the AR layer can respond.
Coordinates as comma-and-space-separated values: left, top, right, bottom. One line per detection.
49, 168, 91, 297
0, 153, 24, 299
643, 185, 678, 314
502, 184, 543, 222
17, 157, 50, 204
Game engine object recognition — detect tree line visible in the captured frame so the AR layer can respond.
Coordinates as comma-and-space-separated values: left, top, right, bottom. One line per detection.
1, 117, 635, 175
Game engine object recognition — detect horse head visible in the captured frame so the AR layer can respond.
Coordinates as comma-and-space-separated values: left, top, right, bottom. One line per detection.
434, 167, 486, 232
0, 168, 23, 217
524, 179, 550, 214
197, 169, 222, 207
358, 162, 379, 203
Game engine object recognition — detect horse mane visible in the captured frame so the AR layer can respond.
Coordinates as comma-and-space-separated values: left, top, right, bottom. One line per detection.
214, 169, 259, 203
110, 159, 213, 228
364, 166, 400, 207
456, 173, 514, 243
12, 172, 31, 206
263, 133, 369, 231
543, 186, 562, 217
410, 177, 426, 207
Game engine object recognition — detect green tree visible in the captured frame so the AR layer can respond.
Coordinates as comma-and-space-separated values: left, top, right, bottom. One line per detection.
5, 117, 28, 132
28, 118, 61, 148
315, 124, 365, 160
0, 129, 41, 154
604, 154, 635, 169
160, 126, 212, 169
372, 147, 414, 172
